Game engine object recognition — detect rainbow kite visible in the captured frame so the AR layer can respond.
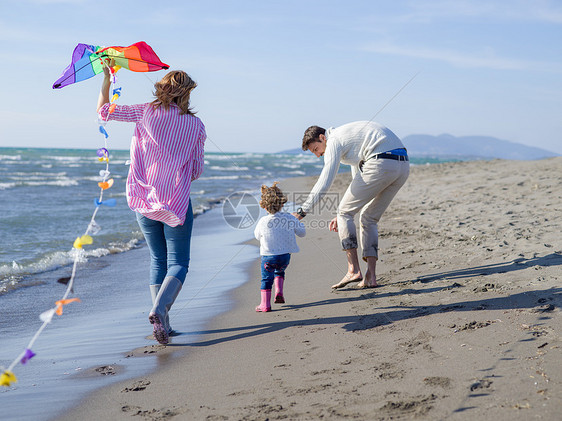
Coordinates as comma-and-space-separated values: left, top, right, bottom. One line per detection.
53, 41, 169, 89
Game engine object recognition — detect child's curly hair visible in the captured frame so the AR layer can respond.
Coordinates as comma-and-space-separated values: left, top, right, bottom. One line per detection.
260, 182, 287, 214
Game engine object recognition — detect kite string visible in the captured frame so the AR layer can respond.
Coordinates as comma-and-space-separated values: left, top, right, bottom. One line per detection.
367, 71, 419, 123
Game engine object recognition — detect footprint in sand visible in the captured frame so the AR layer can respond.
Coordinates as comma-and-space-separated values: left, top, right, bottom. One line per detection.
381, 394, 438, 416
454, 320, 495, 332
94, 365, 116, 376
122, 379, 151, 393
122, 405, 181, 419
470, 379, 493, 391
424, 376, 451, 388
531, 304, 555, 313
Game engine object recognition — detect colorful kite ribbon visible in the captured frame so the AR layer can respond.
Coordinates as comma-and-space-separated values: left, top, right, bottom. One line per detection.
1, 60, 122, 387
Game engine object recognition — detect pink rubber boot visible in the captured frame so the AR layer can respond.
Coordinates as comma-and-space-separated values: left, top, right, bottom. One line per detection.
255, 289, 272, 312
274, 276, 285, 303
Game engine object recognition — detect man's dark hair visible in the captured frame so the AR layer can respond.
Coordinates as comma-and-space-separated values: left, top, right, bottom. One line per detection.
301, 125, 326, 151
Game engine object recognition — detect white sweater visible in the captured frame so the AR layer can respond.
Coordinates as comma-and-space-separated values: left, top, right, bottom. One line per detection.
301, 121, 404, 213
254, 212, 306, 256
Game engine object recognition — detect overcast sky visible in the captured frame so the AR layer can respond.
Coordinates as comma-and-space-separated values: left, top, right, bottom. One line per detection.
1, 0, 561, 154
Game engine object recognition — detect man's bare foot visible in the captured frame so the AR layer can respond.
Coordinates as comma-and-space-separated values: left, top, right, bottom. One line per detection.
356, 278, 378, 288
331, 273, 362, 289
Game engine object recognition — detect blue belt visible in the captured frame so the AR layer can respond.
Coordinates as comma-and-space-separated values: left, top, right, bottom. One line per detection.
373, 148, 408, 161
359, 148, 408, 171
373, 153, 409, 161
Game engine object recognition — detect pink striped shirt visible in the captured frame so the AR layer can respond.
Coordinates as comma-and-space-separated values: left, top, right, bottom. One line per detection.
99, 102, 206, 227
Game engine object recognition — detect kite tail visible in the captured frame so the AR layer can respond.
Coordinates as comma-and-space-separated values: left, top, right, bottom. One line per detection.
2, 62, 123, 388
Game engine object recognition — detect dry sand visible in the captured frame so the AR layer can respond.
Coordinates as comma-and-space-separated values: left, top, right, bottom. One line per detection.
58, 157, 562, 420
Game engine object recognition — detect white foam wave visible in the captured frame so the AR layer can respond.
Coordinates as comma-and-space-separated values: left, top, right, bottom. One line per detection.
206, 153, 265, 161
0, 182, 17, 190
208, 165, 250, 171
274, 163, 300, 169
286, 156, 319, 164
46, 155, 84, 162
10, 171, 67, 178
0, 250, 85, 279
0, 154, 21, 160
203, 155, 235, 161
0, 239, 141, 280
26, 179, 79, 187
237, 152, 265, 159
199, 175, 252, 180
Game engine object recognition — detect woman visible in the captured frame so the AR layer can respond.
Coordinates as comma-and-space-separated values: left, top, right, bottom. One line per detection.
97, 65, 206, 344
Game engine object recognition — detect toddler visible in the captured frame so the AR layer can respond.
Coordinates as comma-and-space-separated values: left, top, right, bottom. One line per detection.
254, 182, 306, 312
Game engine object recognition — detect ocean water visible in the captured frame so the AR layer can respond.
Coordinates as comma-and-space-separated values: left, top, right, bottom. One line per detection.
0, 147, 448, 292
0, 147, 331, 294
0, 147, 447, 420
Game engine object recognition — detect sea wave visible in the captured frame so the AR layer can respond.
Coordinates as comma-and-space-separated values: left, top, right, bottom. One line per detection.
207, 165, 250, 171
0, 182, 17, 190
25, 179, 79, 187
9, 171, 68, 178
199, 175, 253, 180
206, 153, 265, 161
273, 163, 301, 169
0, 177, 78, 188
109, 159, 130, 166
0, 239, 142, 295
0, 154, 21, 160
45, 155, 84, 162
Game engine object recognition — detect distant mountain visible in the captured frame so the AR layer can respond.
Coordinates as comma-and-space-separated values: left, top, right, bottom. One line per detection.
402, 134, 558, 160
280, 134, 559, 160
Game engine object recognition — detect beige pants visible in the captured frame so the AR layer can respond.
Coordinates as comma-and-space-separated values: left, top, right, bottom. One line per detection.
337, 157, 410, 260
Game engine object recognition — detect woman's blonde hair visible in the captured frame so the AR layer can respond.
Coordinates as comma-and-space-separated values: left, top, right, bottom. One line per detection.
260, 182, 287, 214
151, 70, 197, 115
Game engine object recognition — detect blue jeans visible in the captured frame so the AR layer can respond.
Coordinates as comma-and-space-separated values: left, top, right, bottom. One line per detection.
136, 202, 193, 286
260, 253, 291, 290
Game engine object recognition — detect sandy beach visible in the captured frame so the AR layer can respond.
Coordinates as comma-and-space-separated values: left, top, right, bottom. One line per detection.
56, 157, 561, 421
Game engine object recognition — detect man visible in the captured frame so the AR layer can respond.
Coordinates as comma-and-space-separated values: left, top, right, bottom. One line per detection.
294, 121, 409, 289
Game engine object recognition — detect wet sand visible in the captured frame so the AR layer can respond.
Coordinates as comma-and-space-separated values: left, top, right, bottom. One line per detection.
57, 157, 561, 420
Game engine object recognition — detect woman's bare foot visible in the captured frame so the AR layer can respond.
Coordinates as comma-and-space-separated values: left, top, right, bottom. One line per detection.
331, 273, 362, 289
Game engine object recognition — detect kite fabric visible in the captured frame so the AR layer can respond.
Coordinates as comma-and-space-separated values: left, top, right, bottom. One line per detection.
53, 41, 169, 89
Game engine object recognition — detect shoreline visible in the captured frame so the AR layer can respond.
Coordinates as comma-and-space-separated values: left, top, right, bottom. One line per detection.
10, 157, 562, 420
